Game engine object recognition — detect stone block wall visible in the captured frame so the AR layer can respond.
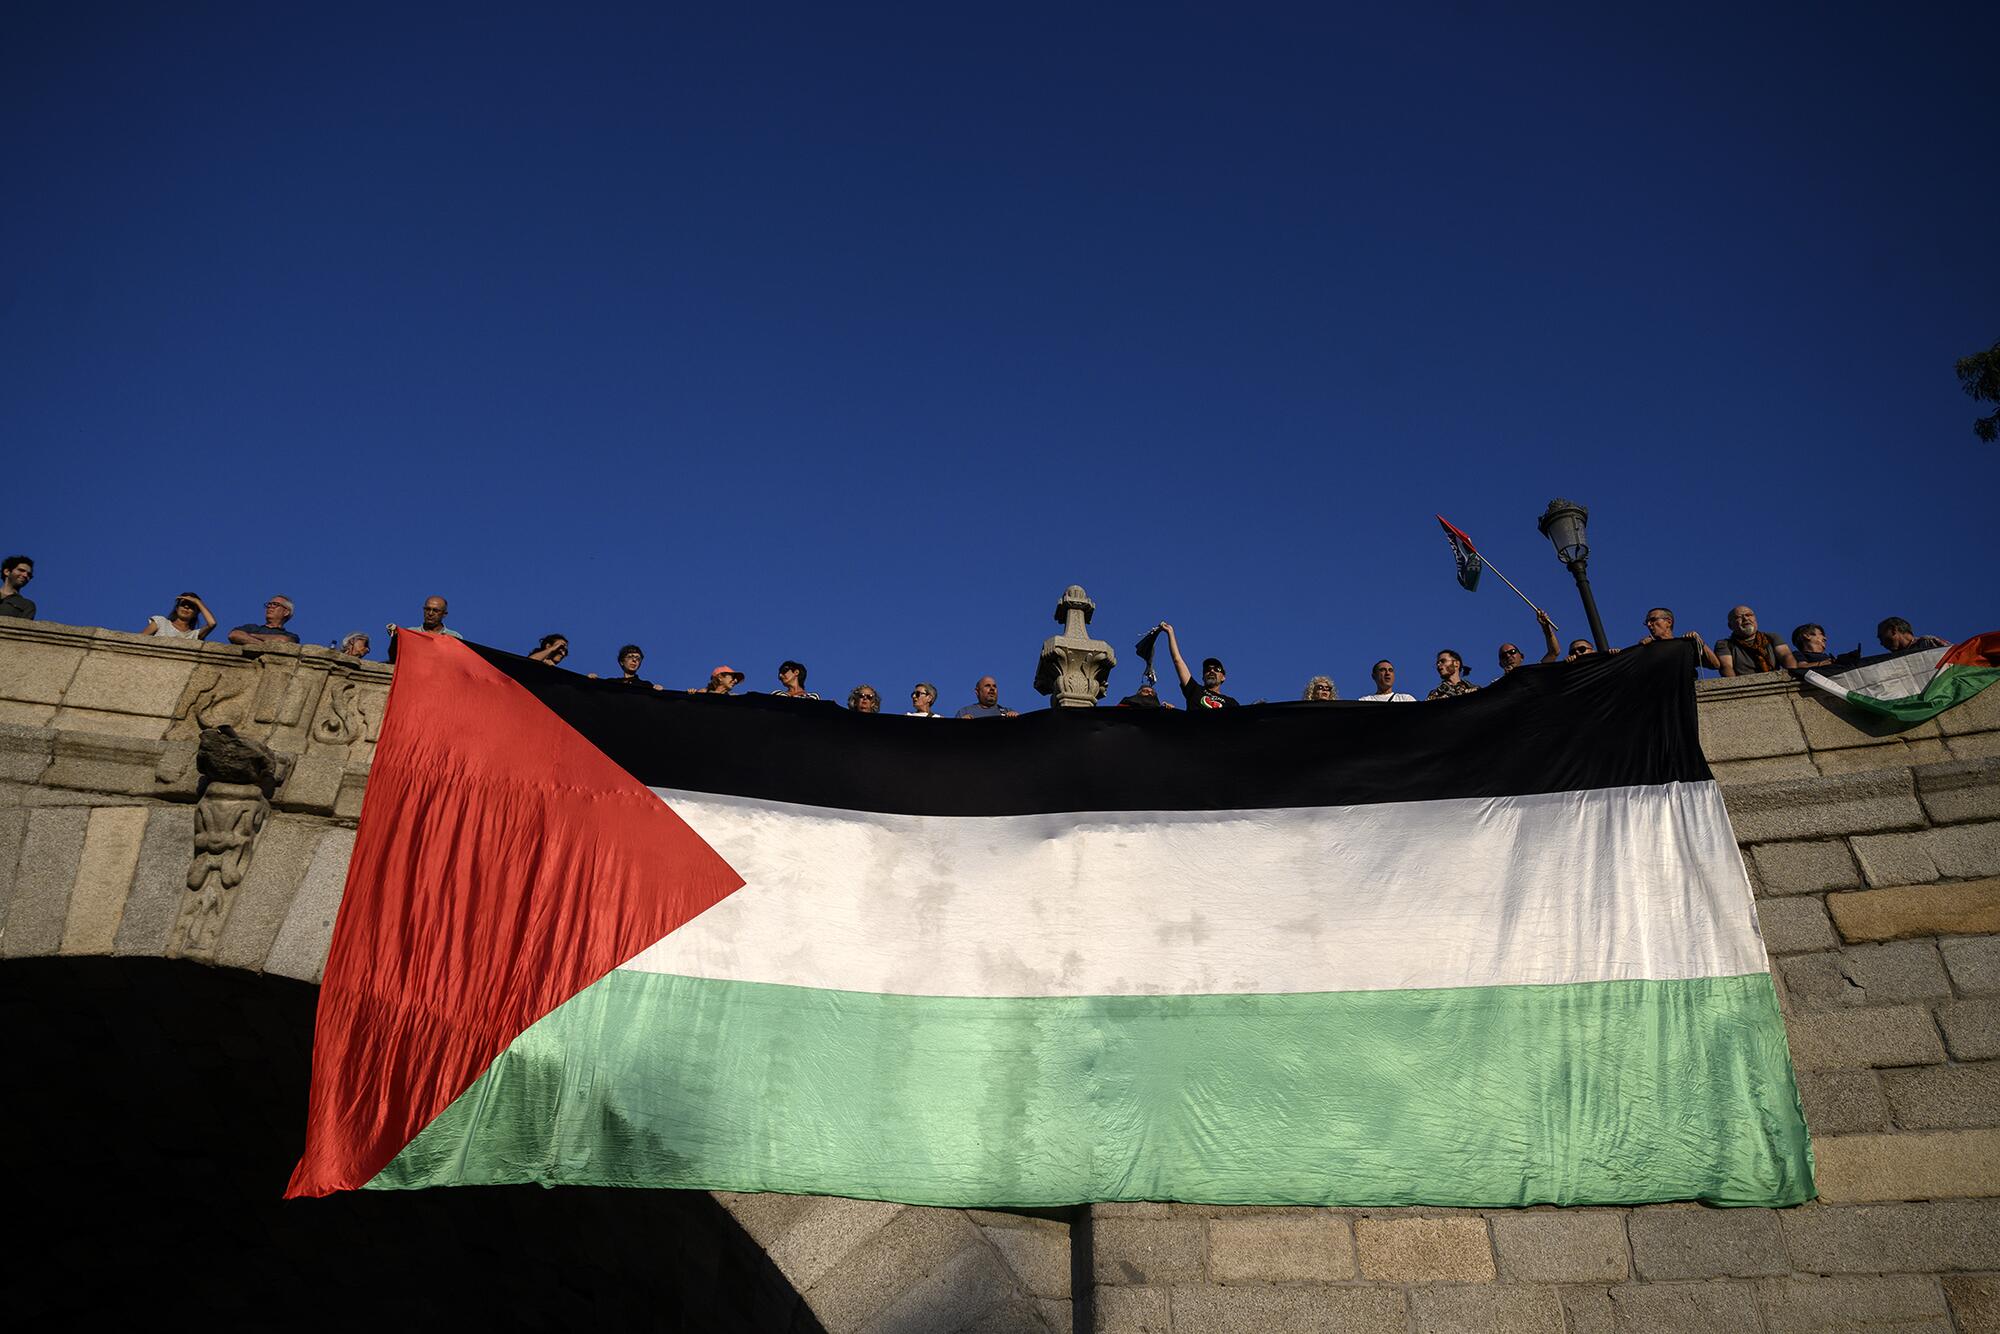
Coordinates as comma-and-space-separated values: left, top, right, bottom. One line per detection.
3, 620, 1997, 1333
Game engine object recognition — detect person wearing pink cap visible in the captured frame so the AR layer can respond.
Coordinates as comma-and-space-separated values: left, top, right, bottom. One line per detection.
692, 664, 745, 695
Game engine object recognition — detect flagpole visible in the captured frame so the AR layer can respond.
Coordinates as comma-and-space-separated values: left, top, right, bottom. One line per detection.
1481, 557, 1557, 632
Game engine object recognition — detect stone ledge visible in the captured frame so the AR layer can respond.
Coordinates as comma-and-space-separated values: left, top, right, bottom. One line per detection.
1915, 756, 2000, 825
1724, 767, 1926, 844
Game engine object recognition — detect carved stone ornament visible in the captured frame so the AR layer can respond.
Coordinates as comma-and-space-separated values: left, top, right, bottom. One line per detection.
315, 679, 370, 745
1034, 584, 1118, 708
168, 727, 291, 960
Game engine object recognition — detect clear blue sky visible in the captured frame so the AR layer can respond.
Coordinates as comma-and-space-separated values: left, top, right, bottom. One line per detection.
6, 4, 1993, 705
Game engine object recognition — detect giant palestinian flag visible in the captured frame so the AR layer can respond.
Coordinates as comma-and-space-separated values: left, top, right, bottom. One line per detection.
1805, 632, 2000, 726
288, 633, 1813, 1208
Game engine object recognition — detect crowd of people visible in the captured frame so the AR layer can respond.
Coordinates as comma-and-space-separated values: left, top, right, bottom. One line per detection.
0, 553, 1960, 714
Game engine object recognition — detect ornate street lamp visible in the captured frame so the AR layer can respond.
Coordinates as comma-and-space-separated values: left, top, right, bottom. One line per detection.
1537, 498, 1610, 653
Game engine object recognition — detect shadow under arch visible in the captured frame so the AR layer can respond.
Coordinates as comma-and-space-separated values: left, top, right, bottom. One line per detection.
1, 956, 823, 1333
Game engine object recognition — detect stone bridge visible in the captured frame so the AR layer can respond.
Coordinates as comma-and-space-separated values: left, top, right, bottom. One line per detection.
2, 619, 1995, 1331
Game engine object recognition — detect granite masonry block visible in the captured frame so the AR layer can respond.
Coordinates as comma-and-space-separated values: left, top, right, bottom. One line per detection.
210, 817, 325, 971
1486, 1210, 1629, 1283
801, 1206, 981, 1334
264, 827, 355, 982
1092, 1285, 1168, 1334
1697, 693, 1807, 763
1750, 839, 1860, 895
1943, 1275, 2000, 1334
0, 636, 86, 705
1797, 1068, 1888, 1134
765, 1196, 902, 1291
1587, 1280, 1763, 1333
1828, 879, 2000, 941
1781, 1199, 2000, 1273
0, 805, 30, 924
854, 1242, 1026, 1334
1784, 1005, 1945, 1068
1, 806, 87, 957
1035, 1296, 1072, 1334
1883, 1063, 2000, 1130
1166, 1283, 1407, 1334
111, 805, 196, 957
1090, 1219, 1205, 1286
59, 804, 147, 954
1206, 1215, 1354, 1284
0, 722, 54, 783
1754, 1274, 1952, 1334
1778, 942, 1950, 1010
1813, 1129, 2000, 1201
59, 647, 196, 717
977, 1217, 1071, 1298
1929, 822, 2000, 879
1723, 768, 1924, 843
1408, 1284, 1565, 1333
1353, 1216, 1494, 1282
1943, 937, 2000, 994
1915, 757, 2000, 825
42, 730, 170, 796
1853, 830, 1941, 887
1939, 999, 2000, 1060
1815, 737, 1955, 777
1757, 895, 1837, 953
713, 1191, 817, 1249
1626, 1206, 1788, 1280
1091, 1203, 1170, 1219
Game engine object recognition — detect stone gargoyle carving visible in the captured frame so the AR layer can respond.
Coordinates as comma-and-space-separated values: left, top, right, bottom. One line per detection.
168, 727, 292, 961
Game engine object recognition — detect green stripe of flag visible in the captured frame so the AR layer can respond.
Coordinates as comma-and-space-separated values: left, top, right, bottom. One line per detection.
372, 970, 1813, 1208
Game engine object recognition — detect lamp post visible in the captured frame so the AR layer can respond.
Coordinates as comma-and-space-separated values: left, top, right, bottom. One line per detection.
1537, 498, 1610, 653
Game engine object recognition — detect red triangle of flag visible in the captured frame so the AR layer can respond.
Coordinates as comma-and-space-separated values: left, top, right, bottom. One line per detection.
287, 633, 744, 1196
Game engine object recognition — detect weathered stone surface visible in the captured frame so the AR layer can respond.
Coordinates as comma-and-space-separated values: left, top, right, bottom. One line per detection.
61, 642, 198, 715
1408, 1284, 1564, 1333
0, 721, 53, 783
1092, 1203, 1170, 1218
1709, 754, 1819, 785
277, 746, 347, 815
1091, 1219, 1204, 1286
1814, 1129, 2000, 1201
858, 1242, 1028, 1334
1092, 1286, 1168, 1334
0, 699, 56, 728
1943, 1274, 2000, 1334
0, 806, 28, 924
0, 806, 87, 957
1916, 757, 2000, 825
1782, 1199, 2000, 1273
1779, 942, 1950, 1010
1166, 1283, 1407, 1334
1853, 830, 1942, 887
264, 828, 355, 982
765, 1196, 902, 1290
111, 805, 196, 956
209, 816, 324, 971
1757, 896, 1837, 953
58, 804, 147, 954
1581, 1280, 1763, 1332
1797, 1068, 1888, 1134
978, 1216, 1071, 1298
1784, 1005, 1945, 1069
1939, 999, 2000, 1060
1943, 937, 2000, 994
1487, 1210, 1628, 1282
1882, 1062, 2000, 1130
1814, 737, 1955, 777
1035, 1297, 1072, 1334
802, 1206, 981, 1333
1750, 839, 1860, 896
1724, 768, 1924, 844
1206, 1214, 1353, 1284
1354, 1215, 1494, 1282
47, 703, 175, 739
1627, 1206, 1787, 1280
1698, 693, 1807, 762
1754, 1274, 1951, 1334
1828, 879, 2000, 941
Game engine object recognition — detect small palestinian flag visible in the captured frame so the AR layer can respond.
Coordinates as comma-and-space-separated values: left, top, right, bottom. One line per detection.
287, 634, 1811, 1209
1438, 515, 1483, 591
1805, 632, 2000, 726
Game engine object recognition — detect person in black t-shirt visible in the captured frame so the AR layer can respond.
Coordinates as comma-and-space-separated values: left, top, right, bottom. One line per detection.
1158, 622, 1240, 709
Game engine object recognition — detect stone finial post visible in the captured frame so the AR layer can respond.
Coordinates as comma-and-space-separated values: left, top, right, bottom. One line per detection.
1034, 585, 1117, 708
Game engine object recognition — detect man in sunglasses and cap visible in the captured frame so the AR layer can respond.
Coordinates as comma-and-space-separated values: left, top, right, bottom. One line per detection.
1158, 622, 1239, 710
